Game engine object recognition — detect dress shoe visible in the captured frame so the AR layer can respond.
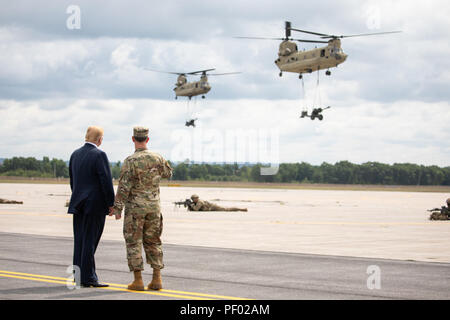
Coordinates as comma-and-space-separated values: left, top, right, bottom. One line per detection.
81, 282, 109, 288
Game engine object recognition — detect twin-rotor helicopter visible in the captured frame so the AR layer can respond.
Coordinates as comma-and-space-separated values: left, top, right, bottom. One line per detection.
236, 21, 400, 120
237, 21, 401, 79
145, 68, 240, 100
146, 21, 401, 125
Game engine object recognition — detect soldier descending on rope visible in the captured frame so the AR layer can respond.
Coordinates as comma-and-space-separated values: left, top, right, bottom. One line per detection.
186, 194, 248, 212
428, 198, 450, 221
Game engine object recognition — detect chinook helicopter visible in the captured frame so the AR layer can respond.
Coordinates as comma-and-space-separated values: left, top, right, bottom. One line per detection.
145, 68, 240, 99
236, 21, 401, 78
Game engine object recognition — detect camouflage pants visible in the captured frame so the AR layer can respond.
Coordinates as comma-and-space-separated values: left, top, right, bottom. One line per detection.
429, 211, 449, 220
209, 204, 242, 211
123, 206, 163, 271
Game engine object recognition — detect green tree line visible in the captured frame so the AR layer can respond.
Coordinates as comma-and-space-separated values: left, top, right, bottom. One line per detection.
0, 157, 69, 178
1, 157, 450, 185
171, 161, 450, 185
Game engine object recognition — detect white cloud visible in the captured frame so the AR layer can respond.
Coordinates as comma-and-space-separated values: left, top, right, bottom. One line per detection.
0, 0, 449, 167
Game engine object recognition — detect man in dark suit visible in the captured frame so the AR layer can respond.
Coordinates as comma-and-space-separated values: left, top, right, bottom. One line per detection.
68, 126, 115, 288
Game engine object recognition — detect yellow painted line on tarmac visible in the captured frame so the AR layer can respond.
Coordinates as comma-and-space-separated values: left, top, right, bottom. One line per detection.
101, 281, 250, 300
0, 270, 250, 300
0, 273, 69, 285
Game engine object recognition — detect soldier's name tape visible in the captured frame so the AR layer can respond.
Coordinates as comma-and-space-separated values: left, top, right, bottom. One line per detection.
0, 269, 251, 300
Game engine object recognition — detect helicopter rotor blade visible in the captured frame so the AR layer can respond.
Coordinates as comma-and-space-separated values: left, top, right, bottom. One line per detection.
320, 30, 402, 39
144, 68, 185, 75
233, 36, 285, 41
207, 72, 242, 76
289, 28, 332, 38
234, 36, 326, 44
291, 38, 329, 44
186, 68, 216, 75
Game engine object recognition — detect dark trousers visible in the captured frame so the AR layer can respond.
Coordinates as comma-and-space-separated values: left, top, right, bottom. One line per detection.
72, 213, 106, 283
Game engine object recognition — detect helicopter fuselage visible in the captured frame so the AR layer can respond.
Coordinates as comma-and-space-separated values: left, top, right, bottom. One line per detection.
174, 76, 211, 98
275, 39, 348, 75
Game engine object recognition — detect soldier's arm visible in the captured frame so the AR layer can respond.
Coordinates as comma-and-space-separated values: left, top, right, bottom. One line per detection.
113, 160, 133, 215
160, 158, 173, 179
190, 200, 204, 211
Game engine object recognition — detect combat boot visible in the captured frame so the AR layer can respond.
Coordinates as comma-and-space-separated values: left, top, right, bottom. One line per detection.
128, 271, 145, 291
148, 268, 162, 290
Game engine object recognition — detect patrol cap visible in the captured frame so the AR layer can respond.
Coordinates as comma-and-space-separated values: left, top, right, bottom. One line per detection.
191, 194, 199, 200
447, 198, 450, 205
133, 126, 149, 138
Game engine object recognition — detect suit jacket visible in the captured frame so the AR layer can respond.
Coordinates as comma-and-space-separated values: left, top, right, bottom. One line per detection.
68, 143, 115, 216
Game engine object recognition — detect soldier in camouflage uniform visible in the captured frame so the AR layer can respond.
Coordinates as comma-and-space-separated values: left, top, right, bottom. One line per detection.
111, 126, 172, 291
188, 194, 247, 212
428, 198, 450, 221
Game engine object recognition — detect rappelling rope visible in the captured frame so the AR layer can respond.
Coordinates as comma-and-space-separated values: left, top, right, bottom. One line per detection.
313, 70, 323, 108
186, 98, 191, 121
300, 76, 307, 112
192, 96, 197, 119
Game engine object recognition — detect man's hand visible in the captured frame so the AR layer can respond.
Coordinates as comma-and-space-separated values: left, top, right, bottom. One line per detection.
108, 206, 121, 220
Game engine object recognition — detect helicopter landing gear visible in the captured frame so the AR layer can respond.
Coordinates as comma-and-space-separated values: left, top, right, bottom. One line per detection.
325, 70, 331, 76
279, 72, 283, 77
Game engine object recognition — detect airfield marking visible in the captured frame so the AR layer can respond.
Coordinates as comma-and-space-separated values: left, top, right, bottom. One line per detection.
0, 210, 443, 226
0, 269, 251, 300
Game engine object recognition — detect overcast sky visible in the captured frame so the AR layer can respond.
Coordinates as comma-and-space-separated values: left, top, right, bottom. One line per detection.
0, 0, 449, 166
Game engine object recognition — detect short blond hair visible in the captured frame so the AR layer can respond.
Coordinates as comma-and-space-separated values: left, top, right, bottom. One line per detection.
85, 126, 104, 143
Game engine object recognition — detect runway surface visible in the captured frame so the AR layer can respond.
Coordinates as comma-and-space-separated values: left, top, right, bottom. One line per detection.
0, 232, 449, 300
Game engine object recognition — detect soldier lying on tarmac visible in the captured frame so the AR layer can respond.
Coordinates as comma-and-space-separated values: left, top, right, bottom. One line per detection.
188, 194, 248, 212
428, 198, 450, 220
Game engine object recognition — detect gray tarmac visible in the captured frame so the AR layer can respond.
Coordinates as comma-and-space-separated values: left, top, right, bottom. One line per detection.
0, 232, 449, 300
1, 183, 449, 300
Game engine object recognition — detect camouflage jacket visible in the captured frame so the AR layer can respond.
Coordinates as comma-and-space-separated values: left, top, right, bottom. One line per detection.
188, 200, 221, 211
429, 206, 450, 220
113, 148, 172, 214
